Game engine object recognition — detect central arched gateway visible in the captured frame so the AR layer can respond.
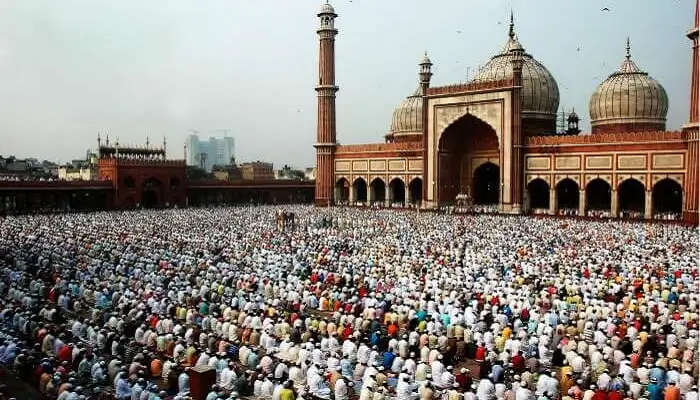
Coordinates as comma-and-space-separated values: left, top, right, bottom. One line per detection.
437, 114, 500, 205
141, 177, 162, 208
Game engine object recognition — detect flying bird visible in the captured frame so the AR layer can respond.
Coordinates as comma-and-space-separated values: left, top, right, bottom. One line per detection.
576, 46, 581, 52
601, 7, 610, 11
456, 30, 462, 34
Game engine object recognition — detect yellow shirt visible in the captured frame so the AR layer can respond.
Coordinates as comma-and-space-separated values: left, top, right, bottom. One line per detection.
280, 388, 295, 400
502, 326, 512, 340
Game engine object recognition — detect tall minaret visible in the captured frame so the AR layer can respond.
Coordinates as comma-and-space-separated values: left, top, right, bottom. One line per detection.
420, 52, 432, 204
683, 0, 699, 224
314, 1, 338, 206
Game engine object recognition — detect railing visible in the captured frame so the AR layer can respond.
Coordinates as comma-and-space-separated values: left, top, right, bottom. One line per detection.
426, 78, 514, 96
97, 158, 186, 167
186, 179, 315, 189
335, 141, 422, 153
525, 130, 683, 146
0, 180, 112, 189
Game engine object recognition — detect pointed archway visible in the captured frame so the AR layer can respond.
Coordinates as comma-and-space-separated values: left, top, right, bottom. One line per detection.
335, 178, 350, 204
141, 177, 162, 208
437, 114, 499, 205
409, 178, 422, 205
389, 178, 405, 206
652, 178, 682, 218
618, 179, 645, 218
352, 178, 367, 205
586, 178, 611, 213
557, 178, 579, 211
527, 178, 549, 210
370, 178, 386, 206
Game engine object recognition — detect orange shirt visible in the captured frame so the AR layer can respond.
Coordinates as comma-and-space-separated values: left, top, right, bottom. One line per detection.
150, 359, 163, 377
664, 386, 680, 400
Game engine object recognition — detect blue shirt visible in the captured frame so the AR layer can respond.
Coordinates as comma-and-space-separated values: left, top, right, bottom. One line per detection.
115, 378, 132, 398
647, 383, 664, 400
383, 352, 396, 370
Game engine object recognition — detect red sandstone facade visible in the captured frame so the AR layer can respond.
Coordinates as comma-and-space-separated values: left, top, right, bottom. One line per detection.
316, 1, 700, 224
683, 2, 700, 223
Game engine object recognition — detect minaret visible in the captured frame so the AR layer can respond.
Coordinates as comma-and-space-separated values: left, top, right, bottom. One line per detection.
419, 52, 432, 94
420, 52, 432, 204
314, 1, 339, 206
689, 2, 699, 125
510, 43, 524, 213
683, 0, 699, 224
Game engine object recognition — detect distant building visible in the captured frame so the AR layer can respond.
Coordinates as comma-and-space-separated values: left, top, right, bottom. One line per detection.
58, 150, 98, 181
305, 167, 316, 181
212, 164, 242, 181
275, 165, 306, 180
240, 161, 274, 181
58, 166, 97, 181
185, 132, 235, 172
0, 155, 58, 181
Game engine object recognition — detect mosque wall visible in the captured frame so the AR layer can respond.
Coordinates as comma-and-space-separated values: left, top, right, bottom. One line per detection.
522, 141, 687, 219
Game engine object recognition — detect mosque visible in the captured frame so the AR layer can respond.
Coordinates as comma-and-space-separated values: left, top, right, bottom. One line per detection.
313, 1, 700, 224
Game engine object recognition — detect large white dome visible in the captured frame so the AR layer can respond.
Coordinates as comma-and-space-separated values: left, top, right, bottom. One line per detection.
472, 23, 560, 126
589, 41, 667, 134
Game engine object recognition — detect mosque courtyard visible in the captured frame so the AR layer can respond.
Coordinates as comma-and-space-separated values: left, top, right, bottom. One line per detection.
0, 206, 697, 399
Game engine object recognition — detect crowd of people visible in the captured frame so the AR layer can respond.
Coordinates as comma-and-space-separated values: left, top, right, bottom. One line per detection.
0, 205, 697, 400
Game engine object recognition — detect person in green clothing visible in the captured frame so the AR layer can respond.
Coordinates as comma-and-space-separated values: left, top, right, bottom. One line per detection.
247, 347, 259, 369
199, 300, 209, 315
279, 380, 296, 400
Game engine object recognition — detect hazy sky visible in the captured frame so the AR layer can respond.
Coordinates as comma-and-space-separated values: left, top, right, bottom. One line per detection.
0, 0, 694, 168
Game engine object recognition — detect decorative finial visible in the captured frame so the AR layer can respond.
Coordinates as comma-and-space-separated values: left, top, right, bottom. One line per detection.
97, 132, 101, 147
625, 37, 631, 60
509, 10, 515, 38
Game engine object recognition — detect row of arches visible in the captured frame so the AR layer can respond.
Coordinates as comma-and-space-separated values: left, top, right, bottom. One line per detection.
526, 177, 683, 217
335, 177, 423, 206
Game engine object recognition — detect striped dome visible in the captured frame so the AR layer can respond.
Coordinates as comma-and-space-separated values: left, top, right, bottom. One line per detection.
472, 27, 560, 121
589, 41, 668, 133
389, 87, 423, 137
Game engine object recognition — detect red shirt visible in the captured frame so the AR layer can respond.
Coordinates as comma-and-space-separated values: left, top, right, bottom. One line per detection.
608, 390, 623, 400
475, 346, 486, 362
387, 324, 398, 337
593, 390, 609, 400
57, 345, 73, 364
511, 354, 525, 372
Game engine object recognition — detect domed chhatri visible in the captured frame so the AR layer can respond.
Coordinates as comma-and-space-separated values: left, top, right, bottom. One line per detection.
472, 14, 560, 135
318, 1, 336, 16
589, 38, 668, 134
